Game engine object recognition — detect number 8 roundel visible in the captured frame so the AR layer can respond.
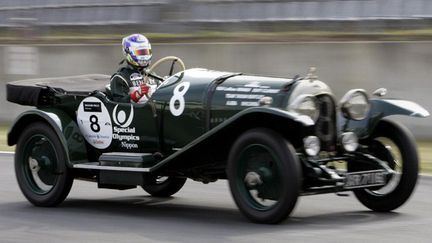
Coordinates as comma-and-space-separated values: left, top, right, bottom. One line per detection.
169, 82, 190, 116
77, 97, 113, 149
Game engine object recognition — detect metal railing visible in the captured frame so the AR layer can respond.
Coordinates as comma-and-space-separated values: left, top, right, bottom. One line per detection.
0, 0, 431, 30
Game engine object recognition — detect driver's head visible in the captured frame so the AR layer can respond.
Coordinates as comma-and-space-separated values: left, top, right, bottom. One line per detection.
122, 34, 152, 69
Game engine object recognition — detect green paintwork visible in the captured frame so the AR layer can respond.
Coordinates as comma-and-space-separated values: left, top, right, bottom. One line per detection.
8, 68, 303, 169
8, 68, 429, 174
339, 98, 430, 139
149, 106, 314, 172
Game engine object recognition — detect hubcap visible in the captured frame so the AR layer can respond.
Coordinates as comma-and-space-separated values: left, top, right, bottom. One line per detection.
237, 144, 282, 210
22, 135, 58, 194
244, 172, 262, 188
28, 157, 40, 172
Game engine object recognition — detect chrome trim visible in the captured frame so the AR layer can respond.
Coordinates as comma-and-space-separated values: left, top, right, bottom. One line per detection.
339, 89, 370, 120
287, 94, 320, 122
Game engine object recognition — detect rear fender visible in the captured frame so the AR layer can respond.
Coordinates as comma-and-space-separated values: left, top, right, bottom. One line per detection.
8, 109, 88, 167
340, 99, 429, 139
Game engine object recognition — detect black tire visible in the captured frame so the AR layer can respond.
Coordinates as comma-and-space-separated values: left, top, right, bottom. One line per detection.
349, 119, 418, 212
15, 122, 74, 207
142, 176, 187, 197
227, 128, 301, 224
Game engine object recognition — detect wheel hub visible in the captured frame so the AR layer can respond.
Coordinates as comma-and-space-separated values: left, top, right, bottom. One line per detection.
28, 157, 40, 172
244, 171, 263, 188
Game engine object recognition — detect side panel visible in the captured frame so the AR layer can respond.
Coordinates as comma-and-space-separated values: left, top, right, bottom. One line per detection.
153, 69, 232, 150
150, 107, 314, 173
8, 109, 88, 167
76, 95, 159, 153
210, 75, 289, 129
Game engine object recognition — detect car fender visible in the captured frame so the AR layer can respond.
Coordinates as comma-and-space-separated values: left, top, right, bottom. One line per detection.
372, 99, 429, 118
152, 107, 313, 172
8, 108, 88, 167
340, 99, 429, 139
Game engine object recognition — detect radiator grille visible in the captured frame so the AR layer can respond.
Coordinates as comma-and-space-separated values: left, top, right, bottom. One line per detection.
315, 94, 337, 151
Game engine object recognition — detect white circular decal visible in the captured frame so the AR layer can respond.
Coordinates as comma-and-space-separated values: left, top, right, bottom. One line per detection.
77, 97, 113, 149
118, 110, 126, 123
112, 104, 134, 127
169, 82, 190, 116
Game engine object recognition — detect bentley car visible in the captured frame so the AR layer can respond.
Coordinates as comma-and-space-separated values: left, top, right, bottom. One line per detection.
6, 56, 430, 223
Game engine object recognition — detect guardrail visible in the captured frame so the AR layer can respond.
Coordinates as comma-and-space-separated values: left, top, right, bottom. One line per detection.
0, 0, 431, 30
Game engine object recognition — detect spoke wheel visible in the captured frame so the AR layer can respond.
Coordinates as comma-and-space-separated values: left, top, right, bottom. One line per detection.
348, 119, 419, 212
228, 128, 301, 224
15, 122, 73, 206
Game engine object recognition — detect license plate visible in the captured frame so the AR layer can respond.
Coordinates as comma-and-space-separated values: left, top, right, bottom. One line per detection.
344, 170, 387, 189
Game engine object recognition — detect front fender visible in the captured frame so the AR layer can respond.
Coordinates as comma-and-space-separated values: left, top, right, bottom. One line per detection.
373, 99, 429, 118
8, 108, 88, 167
340, 99, 429, 139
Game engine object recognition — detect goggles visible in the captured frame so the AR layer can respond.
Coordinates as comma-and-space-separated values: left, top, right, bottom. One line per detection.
131, 48, 152, 56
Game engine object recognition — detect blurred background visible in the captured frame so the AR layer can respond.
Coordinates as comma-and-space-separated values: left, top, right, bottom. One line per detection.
1, 0, 431, 143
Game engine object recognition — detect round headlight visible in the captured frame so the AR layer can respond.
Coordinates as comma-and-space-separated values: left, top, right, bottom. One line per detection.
340, 89, 370, 120
288, 95, 320, 122
303, 136, 320, 156
341, 132, 359, 152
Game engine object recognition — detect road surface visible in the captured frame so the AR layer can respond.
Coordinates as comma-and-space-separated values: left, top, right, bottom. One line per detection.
1, 153, 431, 242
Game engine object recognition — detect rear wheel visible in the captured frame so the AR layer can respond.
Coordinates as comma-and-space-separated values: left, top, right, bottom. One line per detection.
142, 176, 186, 197
348, 119, 418, 211
15, 122, 73, 206
227, 128, 301, 224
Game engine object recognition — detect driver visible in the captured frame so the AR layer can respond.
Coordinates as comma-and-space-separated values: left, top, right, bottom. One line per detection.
110, 34, 157, 103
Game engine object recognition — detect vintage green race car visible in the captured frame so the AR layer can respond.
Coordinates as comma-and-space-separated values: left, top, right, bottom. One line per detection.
6, 56, 430, 224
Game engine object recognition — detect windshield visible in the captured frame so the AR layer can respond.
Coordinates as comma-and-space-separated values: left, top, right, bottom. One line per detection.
158, 71, 185, 89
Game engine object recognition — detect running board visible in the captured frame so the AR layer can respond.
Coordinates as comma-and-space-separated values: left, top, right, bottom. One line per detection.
73, 152, 158, 172
73, 162, 150, 172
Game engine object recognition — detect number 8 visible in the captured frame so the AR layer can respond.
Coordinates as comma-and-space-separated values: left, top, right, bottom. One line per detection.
169, 82, 190, 116
89, 115, 100, 132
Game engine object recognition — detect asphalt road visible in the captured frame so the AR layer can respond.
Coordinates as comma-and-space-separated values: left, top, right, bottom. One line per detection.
1, 153, 432, 243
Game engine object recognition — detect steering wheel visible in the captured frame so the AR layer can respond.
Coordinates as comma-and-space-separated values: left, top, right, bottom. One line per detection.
144, 56, 186, 85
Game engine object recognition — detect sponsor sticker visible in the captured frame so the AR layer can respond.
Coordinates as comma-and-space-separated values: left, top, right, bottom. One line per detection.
111, 104, 139, 149
83, 102, 102, 112
130, 72, 144, 86
113, 104, 134, 128
77, 97, 113, 149
217, 82, 279, 107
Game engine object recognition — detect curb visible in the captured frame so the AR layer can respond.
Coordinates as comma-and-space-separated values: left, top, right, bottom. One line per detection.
0, 151, 14, 154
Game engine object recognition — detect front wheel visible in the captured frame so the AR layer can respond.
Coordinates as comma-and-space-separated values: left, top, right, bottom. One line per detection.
227, 128, 301, 224
349, 119, 419, 212
15, 122, 73, 206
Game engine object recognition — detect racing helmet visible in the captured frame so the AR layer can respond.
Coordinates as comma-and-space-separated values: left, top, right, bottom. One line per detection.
122, 34, 152, 68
